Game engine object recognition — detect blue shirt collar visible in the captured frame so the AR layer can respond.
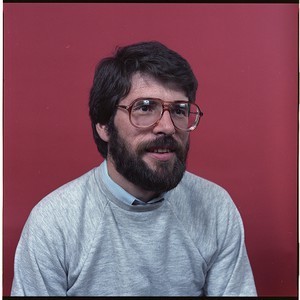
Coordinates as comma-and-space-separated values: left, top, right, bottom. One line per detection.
100, 160, 164, 206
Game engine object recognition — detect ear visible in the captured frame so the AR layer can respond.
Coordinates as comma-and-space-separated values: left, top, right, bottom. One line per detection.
96, 123, 109, 142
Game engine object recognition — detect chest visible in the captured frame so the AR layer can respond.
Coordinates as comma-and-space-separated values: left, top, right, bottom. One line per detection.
67, 206, 208, 296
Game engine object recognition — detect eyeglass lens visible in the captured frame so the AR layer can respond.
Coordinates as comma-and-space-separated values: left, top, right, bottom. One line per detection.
130, 99, 200, 130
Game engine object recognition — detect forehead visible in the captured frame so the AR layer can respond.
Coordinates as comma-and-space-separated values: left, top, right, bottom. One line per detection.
121, 73, 188, 104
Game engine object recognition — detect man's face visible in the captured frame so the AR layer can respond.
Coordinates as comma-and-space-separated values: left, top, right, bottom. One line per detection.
100, 73, 190, 195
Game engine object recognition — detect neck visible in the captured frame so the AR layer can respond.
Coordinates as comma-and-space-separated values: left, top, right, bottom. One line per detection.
106, 159, 158, 202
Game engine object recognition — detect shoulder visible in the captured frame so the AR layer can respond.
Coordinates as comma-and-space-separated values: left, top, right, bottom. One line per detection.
169, 171, 234, 210
15, 166, 109, 279
26, 165, 107, 236
35, 166, 104, 212
166, 171, 241, 236
165, 171, 244, 263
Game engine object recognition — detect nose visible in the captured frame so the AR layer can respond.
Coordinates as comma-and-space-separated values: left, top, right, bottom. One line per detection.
152, 109, 176, 135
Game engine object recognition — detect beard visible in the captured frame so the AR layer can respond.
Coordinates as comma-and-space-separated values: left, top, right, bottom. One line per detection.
107, 125, 189, 194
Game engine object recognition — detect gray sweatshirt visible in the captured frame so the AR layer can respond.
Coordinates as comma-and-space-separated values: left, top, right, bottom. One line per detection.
11, 163, 257, 296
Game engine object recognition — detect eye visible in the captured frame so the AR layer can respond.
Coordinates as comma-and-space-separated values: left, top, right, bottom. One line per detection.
173, 103, 189, 117
133, 99, 157, 113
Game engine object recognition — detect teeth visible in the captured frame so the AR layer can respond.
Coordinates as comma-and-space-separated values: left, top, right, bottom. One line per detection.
153, 149, 171, 153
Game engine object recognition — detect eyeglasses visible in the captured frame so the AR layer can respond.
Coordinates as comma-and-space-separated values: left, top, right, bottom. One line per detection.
116, 98, 203, 131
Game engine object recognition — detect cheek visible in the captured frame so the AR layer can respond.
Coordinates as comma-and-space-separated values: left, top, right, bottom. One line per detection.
113, 115, 139, 140
178, 132, 189, 145
115, 125, 142, 150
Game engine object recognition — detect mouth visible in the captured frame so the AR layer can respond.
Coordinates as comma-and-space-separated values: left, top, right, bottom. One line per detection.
145, 147, 176, 161
137, 136, 182, 163
148, 148, 174, 154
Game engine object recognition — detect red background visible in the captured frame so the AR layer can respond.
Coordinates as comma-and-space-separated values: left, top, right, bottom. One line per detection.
3, 4, 298, 296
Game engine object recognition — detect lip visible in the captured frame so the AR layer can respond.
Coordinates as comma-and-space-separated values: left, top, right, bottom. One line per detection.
141, 136, 179, 162
145, 150, 175, 162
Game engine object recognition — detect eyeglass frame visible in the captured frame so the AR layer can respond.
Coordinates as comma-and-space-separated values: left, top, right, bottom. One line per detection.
116, 97, 203, 132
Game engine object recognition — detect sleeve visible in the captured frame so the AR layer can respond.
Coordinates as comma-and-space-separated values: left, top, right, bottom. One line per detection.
203, 200, 257, 296
11, 203, 68, 296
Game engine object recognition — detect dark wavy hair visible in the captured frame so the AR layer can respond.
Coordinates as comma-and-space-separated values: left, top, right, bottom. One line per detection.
89, 41, 198, 158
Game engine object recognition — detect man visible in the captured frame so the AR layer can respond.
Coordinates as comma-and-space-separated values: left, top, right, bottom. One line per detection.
11, 41, 257, 296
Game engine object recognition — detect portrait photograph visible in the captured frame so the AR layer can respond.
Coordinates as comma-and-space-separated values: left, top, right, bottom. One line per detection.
3, 3, 298, 297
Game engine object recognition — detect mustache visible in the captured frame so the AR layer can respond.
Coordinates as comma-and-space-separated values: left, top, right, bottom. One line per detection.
136, 136, 182, 154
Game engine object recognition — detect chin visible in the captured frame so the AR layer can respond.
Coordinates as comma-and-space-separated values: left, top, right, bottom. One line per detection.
144, 156, 175, 169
